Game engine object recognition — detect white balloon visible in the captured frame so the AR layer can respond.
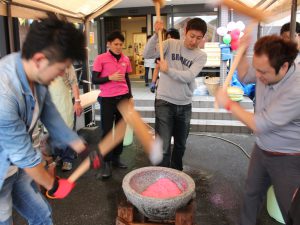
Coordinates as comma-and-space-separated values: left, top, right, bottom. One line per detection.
217, 26, 228, 36
236, 21, 246, 31
227, 21, 237, 31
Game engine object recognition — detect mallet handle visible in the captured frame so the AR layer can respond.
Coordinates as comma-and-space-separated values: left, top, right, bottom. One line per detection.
221, 0, 268, 22
155, 2, 164, 61
68, 119, 127, 183
117, 100, 153, 155
223, 22, 256, 89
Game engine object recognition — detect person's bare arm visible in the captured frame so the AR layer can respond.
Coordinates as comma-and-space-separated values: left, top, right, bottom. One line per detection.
152, 64, 160, 83
71, 83, 83, 117
215, 88, 256, 132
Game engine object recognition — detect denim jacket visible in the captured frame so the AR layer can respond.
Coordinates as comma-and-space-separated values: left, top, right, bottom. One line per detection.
0, 53, 79, 190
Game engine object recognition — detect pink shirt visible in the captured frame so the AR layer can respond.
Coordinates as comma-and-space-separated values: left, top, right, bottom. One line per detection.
93, 52, 132, 97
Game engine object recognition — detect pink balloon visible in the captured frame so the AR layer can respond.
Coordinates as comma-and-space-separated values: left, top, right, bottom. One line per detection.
230, 29, 240, 41
231, 40, 239, 51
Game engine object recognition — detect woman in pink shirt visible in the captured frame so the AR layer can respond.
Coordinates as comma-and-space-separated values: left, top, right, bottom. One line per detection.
92, 31, 132, 179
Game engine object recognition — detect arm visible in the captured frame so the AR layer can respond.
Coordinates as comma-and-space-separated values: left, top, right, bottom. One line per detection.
71, 82, 83, 117
67, 66, 83, 117
236, 32, 256, 84
144, 34, 160, 59
237, 52, 250, 83
24, 163, 54, 190
143, 22, 169, 59
215, 88, 257, 132
0, 94, 56, 190
40, 91, 85, 153
161, 52, 207, 84
125, 73, 133, 98
152, 64, 160, 83
91, 71, 109, 84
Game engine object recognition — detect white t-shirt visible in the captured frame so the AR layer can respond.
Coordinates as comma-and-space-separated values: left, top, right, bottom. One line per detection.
144, 58, 156, 68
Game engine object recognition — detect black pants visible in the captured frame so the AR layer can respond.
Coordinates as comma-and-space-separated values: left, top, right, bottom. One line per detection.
98, 94, 129, 162
145, 67, 154, 85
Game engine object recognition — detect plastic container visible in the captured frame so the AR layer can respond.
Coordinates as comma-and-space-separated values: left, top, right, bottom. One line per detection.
267, 186, 285, 224
204, 76, 220, 96
123, 125, 133, 146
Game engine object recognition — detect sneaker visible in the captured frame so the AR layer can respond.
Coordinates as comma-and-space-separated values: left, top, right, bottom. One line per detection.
62, 162, 72, 171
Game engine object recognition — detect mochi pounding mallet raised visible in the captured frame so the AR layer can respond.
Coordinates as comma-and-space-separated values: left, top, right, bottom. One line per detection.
117, 99, 163, 165
152, 0, 165, 60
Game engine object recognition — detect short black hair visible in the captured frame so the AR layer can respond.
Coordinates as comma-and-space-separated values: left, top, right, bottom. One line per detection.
107, 30, 125, 42
22, 14, 86, 63
280, 22, 300, 35
186, 18, 207, 35
166, 28, 180, 40
254, 35, 298, 74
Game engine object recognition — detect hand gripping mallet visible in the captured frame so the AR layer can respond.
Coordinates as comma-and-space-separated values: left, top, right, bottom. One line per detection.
67, 119, 127, 183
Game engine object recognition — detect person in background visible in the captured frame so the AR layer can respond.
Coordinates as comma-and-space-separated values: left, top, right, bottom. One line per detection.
150, 28, 181, 93
0, 14, 95, 225
144, 18, 207, 171
49, 65, 83, 171
280, 22, 300, 48
216, 35, 300, 225
92, 31, 133, 179
144, 35, 156, 87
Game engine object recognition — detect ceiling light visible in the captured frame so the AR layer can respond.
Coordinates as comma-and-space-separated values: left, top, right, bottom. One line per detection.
128, 17, 132, 19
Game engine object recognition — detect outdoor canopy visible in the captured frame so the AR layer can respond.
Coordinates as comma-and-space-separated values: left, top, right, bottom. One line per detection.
0, 0, 121, 22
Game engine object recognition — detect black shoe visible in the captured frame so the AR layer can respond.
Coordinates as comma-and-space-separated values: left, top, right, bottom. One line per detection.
145, 83, 149, 87
112, 158, 128, 169
101, 162, 112, 178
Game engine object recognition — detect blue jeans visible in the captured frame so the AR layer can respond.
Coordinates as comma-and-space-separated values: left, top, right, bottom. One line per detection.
155, 99, 192, 171
0, 170, 53, 225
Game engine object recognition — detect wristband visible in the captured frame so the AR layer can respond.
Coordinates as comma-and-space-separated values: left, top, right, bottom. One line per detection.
225, 99, 233, 111
74, 99, 81, 103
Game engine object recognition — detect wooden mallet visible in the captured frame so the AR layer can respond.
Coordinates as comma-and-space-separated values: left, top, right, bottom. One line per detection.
153, 0, 165, 60
117, 99, 163, 165
68, 119, 127, 183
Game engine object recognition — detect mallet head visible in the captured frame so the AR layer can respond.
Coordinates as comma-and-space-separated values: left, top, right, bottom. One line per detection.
152, 0, 166, 8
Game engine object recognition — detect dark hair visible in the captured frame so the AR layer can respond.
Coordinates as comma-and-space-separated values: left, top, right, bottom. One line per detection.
147, 35, 152, 40
280, 22, 300, 35
22, 14, 86, 63
186, 18, 207, 35
254, 35, 298, 74
166, 28, 180, 40
107, 30, 125, 42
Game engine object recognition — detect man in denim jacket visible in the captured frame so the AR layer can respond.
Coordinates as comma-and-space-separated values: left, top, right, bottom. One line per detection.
0, 15, 87, 225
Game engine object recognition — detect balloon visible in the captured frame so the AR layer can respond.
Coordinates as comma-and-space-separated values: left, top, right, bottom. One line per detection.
227, 21, 237, 31
217, 26, 228, 36
223, 34, 232, 45
230, 29, 240, 41
231, 40, 239, 51
236, 21, 245, 31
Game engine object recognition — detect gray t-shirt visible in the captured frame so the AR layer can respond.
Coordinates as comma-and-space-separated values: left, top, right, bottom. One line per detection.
144, 34, 207, 105
243, 61, 300, 153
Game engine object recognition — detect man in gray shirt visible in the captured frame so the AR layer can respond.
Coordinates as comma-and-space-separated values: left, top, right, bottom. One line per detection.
144, 18, 207, 170
215, 35, 300, 225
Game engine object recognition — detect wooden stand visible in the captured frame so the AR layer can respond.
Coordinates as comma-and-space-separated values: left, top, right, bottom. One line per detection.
116, 199, 195, 225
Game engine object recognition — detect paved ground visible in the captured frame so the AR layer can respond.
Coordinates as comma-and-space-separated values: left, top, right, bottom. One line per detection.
13, 126, 282, 225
